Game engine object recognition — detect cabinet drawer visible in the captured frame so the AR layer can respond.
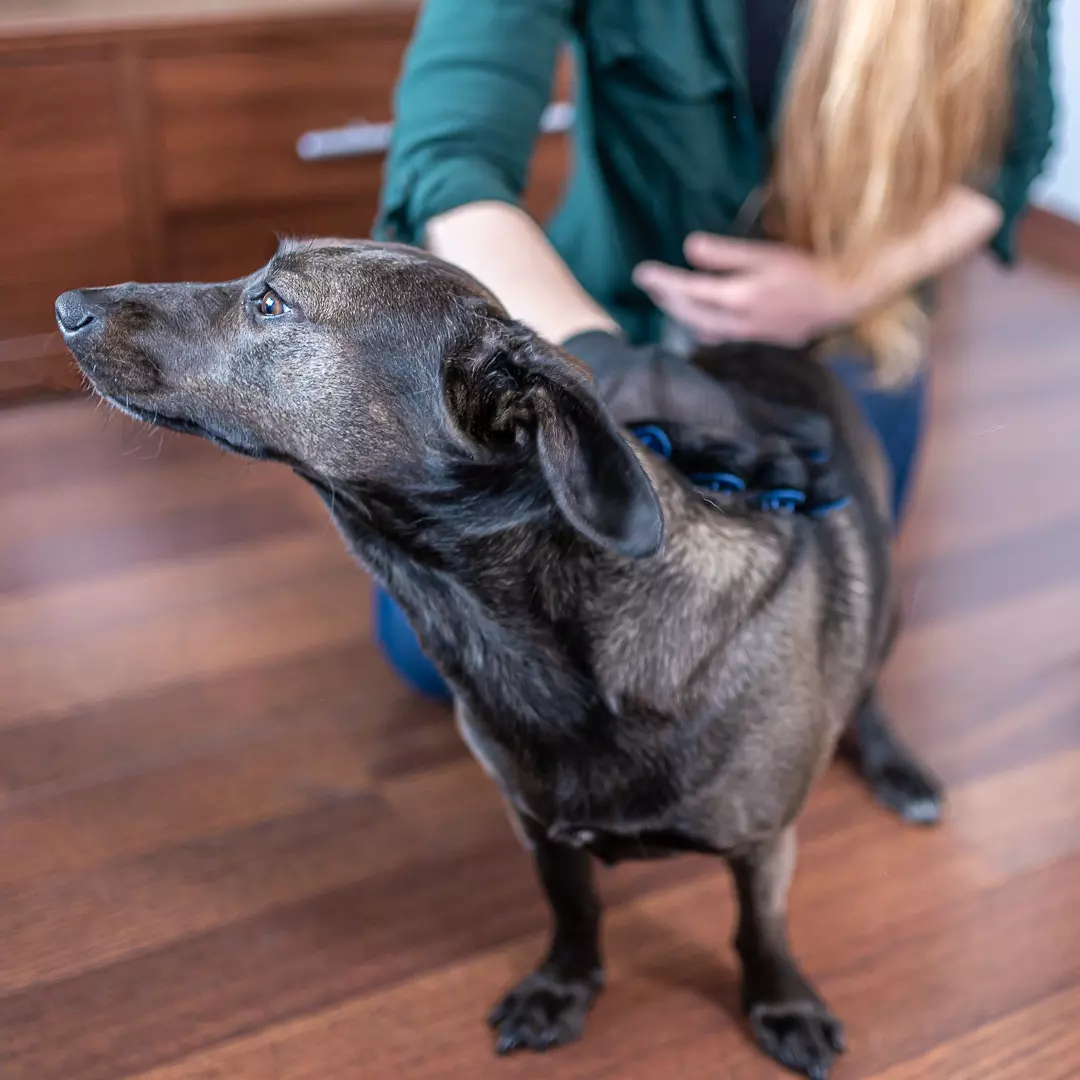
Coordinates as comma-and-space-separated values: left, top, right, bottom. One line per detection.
0, 55, 135, 341
151, 23, 412, 212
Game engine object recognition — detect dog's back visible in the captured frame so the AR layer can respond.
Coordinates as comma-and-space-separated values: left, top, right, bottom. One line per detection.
691, 341, 898, 699
550, 346, 888, 838
457, 343, 896, 855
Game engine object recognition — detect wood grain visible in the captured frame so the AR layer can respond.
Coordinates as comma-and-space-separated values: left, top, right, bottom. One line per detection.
0, 0, 417, 38
150, 29, 406, 212
0, 252, 1078, 1078
0, 53, 135, 342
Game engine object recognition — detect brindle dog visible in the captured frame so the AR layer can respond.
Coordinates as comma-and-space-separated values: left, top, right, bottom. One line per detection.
57, 238, 942, 1079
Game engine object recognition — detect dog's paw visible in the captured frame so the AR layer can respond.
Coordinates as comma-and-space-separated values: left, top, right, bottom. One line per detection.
487, 968, 603, 1054
853, 702, 944, 826
867, 756, 944, 826
748, 999, 846, 1080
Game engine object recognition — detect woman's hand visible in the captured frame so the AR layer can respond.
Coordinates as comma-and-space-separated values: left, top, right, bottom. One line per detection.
633, 232, 863, 346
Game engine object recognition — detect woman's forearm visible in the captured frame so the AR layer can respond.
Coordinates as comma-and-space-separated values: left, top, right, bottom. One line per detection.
850, 186, 1004, 316
425, 200, 620, 343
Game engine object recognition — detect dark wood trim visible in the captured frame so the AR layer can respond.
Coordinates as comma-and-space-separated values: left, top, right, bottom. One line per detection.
0, 4, 417, 54
1019, 206, 1080, 276
0, 332, 64, 366
0, 333, 81, 403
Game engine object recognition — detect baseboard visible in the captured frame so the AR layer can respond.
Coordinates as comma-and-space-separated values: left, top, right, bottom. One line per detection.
0, 332, 82, 405
1019, 206, 1080, 276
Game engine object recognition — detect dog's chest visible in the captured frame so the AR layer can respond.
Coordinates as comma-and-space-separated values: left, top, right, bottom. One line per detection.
455, 702, 720, 860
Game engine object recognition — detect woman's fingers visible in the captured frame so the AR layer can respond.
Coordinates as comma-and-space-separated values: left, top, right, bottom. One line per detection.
684, 232, 774, 271
635, 262, 755, 309
634, 236, 844, 348
641, 286, 747, 343
633, 263, 757, 342
633, 261, 698, 293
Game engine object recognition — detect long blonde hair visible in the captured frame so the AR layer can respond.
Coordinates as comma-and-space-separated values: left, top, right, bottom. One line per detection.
768, 0, 1023, 383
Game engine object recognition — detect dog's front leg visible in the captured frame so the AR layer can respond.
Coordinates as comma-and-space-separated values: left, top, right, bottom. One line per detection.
728, 826, 845, 1080
489, 818, 604, 1055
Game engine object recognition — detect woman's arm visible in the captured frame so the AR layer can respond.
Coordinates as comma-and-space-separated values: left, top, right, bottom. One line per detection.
375, 0, 618, 343
633, 186, 1004, 346
426, 202, 619, 343
841, 186, 1002, 314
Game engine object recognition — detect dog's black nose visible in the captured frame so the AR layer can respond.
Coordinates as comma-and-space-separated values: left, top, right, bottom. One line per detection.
55, 290, 99, 335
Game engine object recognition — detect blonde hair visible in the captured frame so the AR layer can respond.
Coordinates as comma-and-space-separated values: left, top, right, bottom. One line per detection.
769, 0, 1023, 384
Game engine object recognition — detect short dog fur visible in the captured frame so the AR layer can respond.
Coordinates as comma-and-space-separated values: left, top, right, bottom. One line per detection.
58, 238, 942, 1079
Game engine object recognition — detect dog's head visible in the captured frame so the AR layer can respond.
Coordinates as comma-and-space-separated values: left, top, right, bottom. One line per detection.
57, 238, 662, 557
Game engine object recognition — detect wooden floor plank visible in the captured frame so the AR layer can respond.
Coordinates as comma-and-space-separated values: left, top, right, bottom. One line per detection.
0, 531, 356, 658
0, 639, 391, 806
0, 452, 302, 549
3, 567, 371, 724
0, 717, 380, 890
870, 984, 1080, 1080
0, 480, 315, 596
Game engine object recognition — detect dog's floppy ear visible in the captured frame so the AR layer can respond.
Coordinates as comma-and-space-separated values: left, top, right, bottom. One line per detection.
444, 321, 664, 558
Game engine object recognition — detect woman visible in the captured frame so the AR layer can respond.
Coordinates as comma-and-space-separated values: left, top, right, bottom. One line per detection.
372, 0, 1054, 697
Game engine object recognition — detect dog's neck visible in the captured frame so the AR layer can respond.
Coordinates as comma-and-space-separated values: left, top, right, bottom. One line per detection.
315, 462, 612, 738
308, 451, 781, 763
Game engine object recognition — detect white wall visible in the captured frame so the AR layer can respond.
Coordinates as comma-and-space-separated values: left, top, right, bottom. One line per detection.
1036, 0, 1080, 219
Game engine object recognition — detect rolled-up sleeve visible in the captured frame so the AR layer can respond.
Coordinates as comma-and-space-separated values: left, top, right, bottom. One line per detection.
989, 0, 1056, 264
375, 0, 572, 245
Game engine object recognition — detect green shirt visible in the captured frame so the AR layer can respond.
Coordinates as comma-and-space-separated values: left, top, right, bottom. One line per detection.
376, 0, 1055, 344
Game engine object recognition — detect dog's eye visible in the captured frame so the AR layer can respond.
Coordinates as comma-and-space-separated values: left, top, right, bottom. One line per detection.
255, 288, 289, 318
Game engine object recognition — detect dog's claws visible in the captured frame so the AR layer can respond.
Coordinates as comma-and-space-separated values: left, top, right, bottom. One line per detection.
488, 968, 601, 1055
538, 1028, 560, 1050
869, 762, 944, 826
899, 794, 944, 826
749, 1002, 845, 1080
827, 1023, 847, 1054
495, 1031, 522, 1055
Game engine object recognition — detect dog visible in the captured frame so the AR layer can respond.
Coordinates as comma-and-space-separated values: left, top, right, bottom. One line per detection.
57, 238, 942, 1079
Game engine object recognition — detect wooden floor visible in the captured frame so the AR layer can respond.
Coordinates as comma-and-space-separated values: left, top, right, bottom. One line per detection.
2, 255, 1080, 1080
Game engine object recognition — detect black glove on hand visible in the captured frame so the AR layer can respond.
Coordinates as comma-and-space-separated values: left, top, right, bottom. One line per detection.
563, 329, 848, 517
563, 329, 752, 437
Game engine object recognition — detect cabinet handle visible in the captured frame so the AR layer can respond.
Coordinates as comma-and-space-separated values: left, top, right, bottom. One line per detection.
296, 102, 575, 162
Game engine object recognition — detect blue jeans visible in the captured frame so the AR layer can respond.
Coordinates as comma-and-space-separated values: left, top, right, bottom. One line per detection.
375, 358, 928, 699
828, 356, 928, 522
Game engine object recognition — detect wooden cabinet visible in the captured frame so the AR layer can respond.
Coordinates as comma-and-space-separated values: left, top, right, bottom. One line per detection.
0, 55, 135, 341
0, 2, 571, 402
0, 50, 138, 393
152, 32, 407, 212
147, 19, 416, 284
